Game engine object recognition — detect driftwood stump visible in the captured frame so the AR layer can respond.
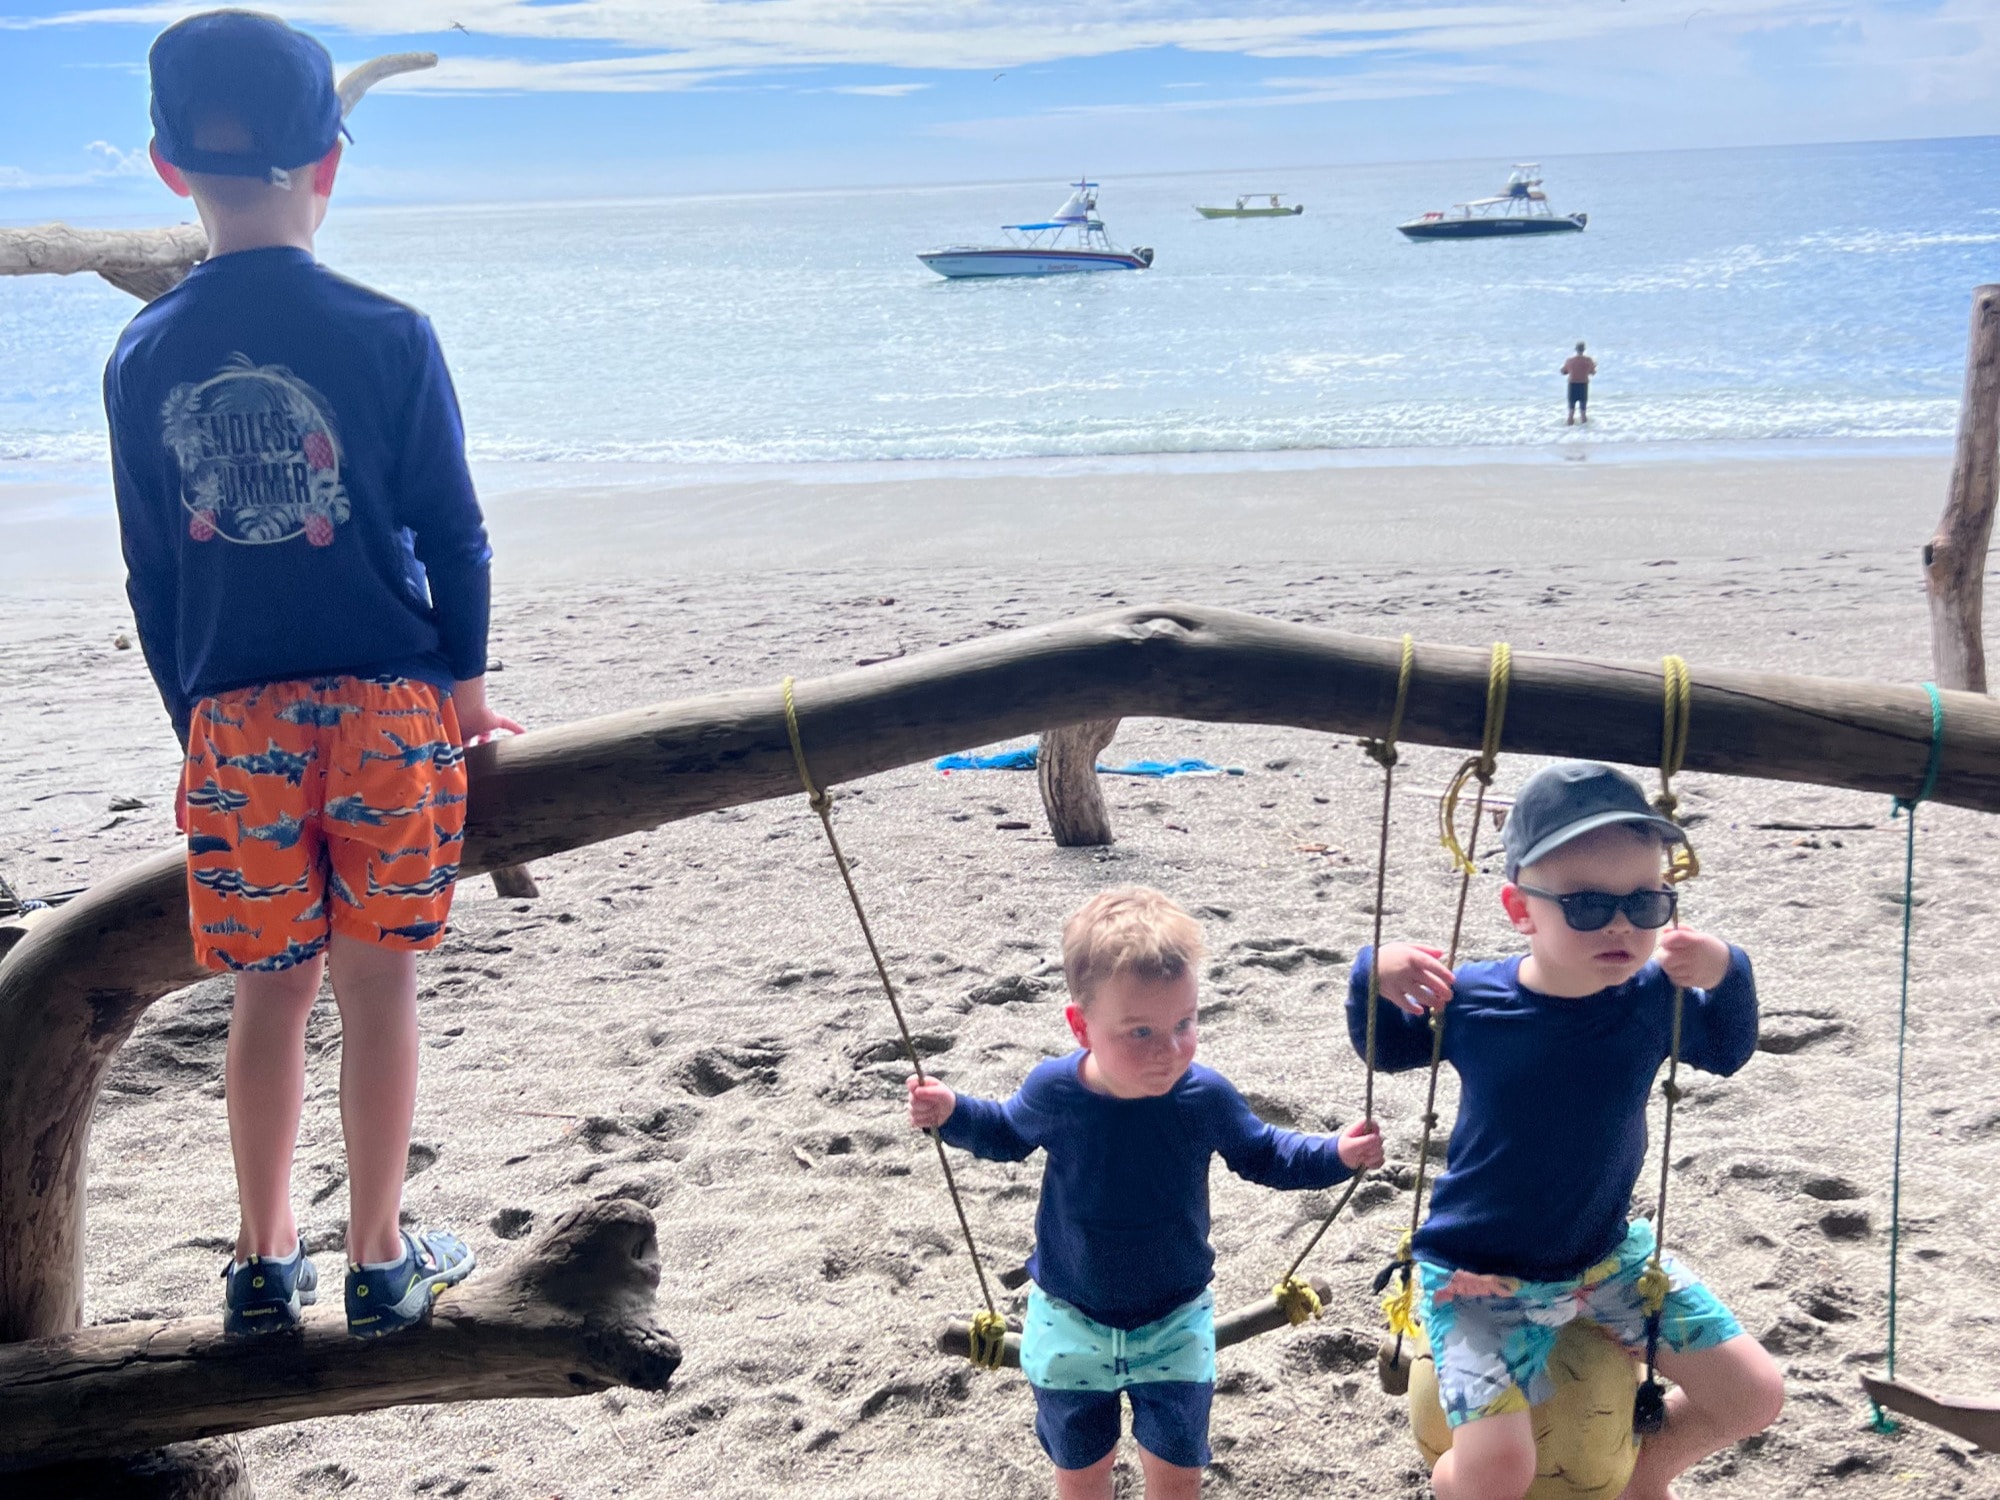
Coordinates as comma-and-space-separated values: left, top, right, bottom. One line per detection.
0, 1198, 679, 1473
1038, 718, 1120, 846
1926, 284, 2000, 694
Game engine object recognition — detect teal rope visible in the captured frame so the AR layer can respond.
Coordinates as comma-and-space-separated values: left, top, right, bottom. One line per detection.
1870, 681, 1945, 1435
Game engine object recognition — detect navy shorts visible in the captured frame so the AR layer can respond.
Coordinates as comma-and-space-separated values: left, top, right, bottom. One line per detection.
1567, 381, 1589, 407
1033, 1381, 1214, 1470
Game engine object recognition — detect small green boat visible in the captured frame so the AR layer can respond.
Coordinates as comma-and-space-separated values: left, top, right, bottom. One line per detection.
1195, 194, 1303, 219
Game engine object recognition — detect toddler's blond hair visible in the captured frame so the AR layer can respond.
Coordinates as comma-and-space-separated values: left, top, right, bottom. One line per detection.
1061, 886, 1205, 1007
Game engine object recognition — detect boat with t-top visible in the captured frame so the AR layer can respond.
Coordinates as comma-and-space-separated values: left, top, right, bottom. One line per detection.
919, 180, 1154, 278
1195, 193, 1303, 219
1398, 165, 1587, 240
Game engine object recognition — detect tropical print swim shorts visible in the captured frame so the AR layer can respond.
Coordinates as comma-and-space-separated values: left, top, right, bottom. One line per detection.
181, 675, 467, 971
1417, 1218, 1741, 1427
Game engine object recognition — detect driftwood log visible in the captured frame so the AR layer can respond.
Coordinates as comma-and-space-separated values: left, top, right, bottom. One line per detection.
934, 1277, 1334, 1367
1926, 284, 2000, 693
1038, 718, 1120, 846
0, 222, 210, 302
12, 606, 2000, 1350
0, 1199, 679, 1472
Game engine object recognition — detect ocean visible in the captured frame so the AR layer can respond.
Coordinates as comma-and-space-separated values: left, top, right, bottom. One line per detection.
4, 136, 1997, 480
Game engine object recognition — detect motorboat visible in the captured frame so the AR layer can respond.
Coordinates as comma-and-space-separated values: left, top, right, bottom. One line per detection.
919, 180, 1154, 278
1398, 165, 1587, 240
1196, 193, 1303, 219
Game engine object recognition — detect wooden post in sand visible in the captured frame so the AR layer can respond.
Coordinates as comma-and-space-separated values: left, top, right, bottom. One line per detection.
1925, 284, 2000, 694
1037, 718, 1120, 846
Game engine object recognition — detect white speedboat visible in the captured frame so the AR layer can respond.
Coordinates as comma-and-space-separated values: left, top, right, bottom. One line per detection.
1398, 165, 1587, 240
919, 181, 1154, 278
1196, 193, 1303, 219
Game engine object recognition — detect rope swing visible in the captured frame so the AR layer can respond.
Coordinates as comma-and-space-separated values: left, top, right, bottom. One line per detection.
1867, 680, 1945, 1434
781, 677, 1009, 1369
1633, 654, 1700, 1435
1269, 633, 1417, 1329
1375, 641, 1511, 1391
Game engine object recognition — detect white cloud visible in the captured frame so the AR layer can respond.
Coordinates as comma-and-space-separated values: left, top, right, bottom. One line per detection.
9, 0, 1996, 131
0, 140, 153, 191
86, 140, 151, 175
0, 2, 1934, 77
831, 83, 932, 97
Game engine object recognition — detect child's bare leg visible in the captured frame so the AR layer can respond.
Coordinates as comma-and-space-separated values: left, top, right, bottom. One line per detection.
1620, 1335, 1783, 1500
327, 934, 420, 1265
228, 959, 325, 1259
1432, 1409, 1537, 1500
1052, 1450, 1115, 1500
1135, 1443, 1201, 1499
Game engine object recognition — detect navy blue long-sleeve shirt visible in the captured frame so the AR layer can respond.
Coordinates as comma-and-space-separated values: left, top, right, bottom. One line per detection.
106, 246, 492, 743
1347, 946, 1758, 1281
937, 1052, 1358, 1329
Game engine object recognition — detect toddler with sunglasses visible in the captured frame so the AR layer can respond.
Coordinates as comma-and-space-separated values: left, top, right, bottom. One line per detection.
1348, 761, 1783, 1500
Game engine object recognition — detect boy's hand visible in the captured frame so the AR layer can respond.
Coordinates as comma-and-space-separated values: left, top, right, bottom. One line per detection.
1658, 927, 1731, 991
1337, 1117, 1386, 1171
1376, 943, 1455, 1015
907, 1076, 957, 1130
452, 675, 525, 746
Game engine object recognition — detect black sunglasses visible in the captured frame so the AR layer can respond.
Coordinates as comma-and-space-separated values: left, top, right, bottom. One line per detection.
1515, 884, 1678, 932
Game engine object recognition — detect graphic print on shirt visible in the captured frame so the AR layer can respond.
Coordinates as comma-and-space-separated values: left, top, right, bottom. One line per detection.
159, 355, 352, 546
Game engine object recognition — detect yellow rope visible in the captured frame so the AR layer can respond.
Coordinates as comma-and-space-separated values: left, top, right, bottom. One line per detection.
1273, 1276, 1324, 1327
1438, 643, 1511, 874
781, 676, 1006, 1361
1656, 654, 1700, 885
967, 1310, 1010, 1370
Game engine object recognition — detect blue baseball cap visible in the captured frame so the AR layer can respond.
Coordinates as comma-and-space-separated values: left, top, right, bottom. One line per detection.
1500, 761, 1684, 879
150, 10, 349, 185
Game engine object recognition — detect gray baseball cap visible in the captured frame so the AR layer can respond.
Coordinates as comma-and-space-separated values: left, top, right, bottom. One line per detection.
1501, 761, 1685, 879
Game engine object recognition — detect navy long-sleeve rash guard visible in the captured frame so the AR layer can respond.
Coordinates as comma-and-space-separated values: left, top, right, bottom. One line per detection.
107, 247, 491, 743
1347, 946, 1758, 1281
937, 1052, 1358, 1330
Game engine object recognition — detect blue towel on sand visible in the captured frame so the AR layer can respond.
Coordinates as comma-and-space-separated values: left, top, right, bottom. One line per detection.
935, 749, 1241, 778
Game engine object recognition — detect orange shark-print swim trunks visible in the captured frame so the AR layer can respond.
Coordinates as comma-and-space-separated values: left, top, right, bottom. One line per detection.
181, 675, 468, 972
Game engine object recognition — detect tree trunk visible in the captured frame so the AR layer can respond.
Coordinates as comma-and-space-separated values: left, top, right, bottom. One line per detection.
1038, 718, 1120, 846
1927, 284, 2000, 693
8, 606, 2000, 1345
0, 1199, 678, 1471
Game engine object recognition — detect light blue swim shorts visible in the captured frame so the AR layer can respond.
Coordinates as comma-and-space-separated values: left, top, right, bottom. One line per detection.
1021, 1286, 1217, 1391
1417, 1218, 1742, 1427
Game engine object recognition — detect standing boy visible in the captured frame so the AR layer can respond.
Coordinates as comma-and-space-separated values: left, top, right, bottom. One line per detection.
109, 11, 519, 1337
1562, 341, 1597, 424
1351, 762, 1784, 1500
908, 887, 1385, 1500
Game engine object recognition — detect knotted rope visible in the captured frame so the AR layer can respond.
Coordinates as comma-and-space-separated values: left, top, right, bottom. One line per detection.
781, 677, 1008, 1367
1377, 642, 1510, 1358
1868, 681, 1945, 1434
1271, 634, 1416, 1326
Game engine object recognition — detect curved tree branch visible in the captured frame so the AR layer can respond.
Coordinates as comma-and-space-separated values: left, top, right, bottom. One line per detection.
5, 603, 2000, 1341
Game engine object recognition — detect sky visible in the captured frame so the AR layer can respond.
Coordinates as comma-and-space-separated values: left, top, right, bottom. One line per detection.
1, 1, 1996, 219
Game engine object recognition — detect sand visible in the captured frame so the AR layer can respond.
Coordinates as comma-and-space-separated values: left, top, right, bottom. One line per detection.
2, 450, 1997, 1499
